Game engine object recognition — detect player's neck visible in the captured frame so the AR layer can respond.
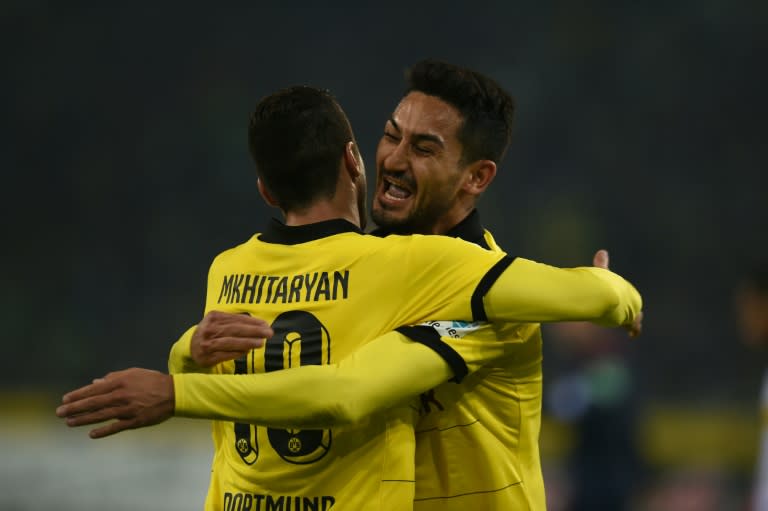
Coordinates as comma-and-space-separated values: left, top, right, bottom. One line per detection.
283, 199, 360, 228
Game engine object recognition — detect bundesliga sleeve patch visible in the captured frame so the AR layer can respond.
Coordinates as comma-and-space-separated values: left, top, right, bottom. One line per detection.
417, 320, 485, 339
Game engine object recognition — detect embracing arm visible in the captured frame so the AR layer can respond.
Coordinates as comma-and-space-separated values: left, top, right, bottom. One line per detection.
167, 312, 274, 374
174, 330, 453, 428
167, 326, 203, 374
483, 256, 642, 329
57, 330, 456, 437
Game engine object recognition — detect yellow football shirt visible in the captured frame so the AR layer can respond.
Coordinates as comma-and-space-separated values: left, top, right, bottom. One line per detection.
410, 227, 545, 511
190, 218, 511, 511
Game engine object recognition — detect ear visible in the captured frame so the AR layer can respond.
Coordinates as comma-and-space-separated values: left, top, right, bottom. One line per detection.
257, 178, 280, 208
343, 141, 363, 180
462, 160, 497, 196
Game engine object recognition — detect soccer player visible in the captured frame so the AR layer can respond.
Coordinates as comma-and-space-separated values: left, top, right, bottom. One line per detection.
180, 60, 601, 509
58, 84, 642, 510
735, 262, 768, 509
374, 59, 548, 510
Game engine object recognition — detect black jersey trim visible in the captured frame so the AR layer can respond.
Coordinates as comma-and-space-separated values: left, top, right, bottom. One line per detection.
443, 209, 489, 249
471, 255, 516, 321
395, 325, 468, 383
260, 218, 362, 245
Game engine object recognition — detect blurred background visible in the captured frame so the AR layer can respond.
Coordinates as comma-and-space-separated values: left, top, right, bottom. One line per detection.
2, 2, 766, 510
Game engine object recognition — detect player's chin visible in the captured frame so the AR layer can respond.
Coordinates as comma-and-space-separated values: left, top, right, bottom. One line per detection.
372, 203, 412, 229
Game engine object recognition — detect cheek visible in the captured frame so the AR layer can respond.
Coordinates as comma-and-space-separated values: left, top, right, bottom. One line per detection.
417, 169, 461, 202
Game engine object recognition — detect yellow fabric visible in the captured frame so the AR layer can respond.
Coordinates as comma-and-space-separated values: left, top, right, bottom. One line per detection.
413, 232, 639, 511
178, 230, 508, 511
411, 323, 543, 510
175, 332, 454, 427
484, 257, 642, 325
412, 230, 543, 510
167, 326, 208, 374
170, 227, 642, 511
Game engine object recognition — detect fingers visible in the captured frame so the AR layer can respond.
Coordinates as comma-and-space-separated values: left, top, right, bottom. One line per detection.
201, 311, 274, 337
195, 349, 253, 367
60, 406, 138, 439
198, 336, 265, 353
193, 334, 262, 366
56, 390, 123, 419
61, 404, 128, 427
192, 311, 273, 367
89, 420, 135, 439
593, 249, 610, 269
60, 377, 120, 405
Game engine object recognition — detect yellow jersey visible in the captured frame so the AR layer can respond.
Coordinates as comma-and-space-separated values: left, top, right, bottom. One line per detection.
395, 214, 546, 510
190, 217, 511, 511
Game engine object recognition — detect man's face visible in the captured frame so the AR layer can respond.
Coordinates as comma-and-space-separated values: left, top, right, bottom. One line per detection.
372, 92, 469, 234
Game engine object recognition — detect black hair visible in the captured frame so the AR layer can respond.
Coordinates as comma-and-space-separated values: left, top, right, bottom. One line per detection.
405, 59, 515, 164
248, 86, 354, 211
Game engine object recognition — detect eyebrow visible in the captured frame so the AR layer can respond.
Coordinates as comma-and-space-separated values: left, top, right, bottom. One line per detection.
388, 117, 445, 147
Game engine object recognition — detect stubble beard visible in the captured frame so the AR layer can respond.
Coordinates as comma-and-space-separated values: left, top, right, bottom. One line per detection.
371, 198, 453, 235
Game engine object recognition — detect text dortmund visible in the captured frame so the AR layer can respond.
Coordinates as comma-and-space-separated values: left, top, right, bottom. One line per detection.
217, 271, 350, 305
223, 492, 335, 511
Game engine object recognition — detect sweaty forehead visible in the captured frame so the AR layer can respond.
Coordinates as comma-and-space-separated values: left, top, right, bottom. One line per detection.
391, 92, 463, 141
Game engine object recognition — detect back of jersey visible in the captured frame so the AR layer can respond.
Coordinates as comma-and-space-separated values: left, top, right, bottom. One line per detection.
197, 222, 507, 511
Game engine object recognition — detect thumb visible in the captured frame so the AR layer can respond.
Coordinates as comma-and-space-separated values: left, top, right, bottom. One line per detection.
593, 249, 610, 269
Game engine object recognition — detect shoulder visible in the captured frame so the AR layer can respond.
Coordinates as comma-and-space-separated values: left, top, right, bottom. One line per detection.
409, 233, 492, 253
209, 234, 261, 268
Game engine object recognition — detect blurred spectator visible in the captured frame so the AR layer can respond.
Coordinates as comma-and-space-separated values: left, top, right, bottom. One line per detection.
638, 470, 736, 511
544, 322, 644, 510
736, 262, 768, 510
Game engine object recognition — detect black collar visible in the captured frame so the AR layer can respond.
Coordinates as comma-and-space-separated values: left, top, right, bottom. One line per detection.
372, 209, 490, 249
259, 218, 363, 245
443, 209, 489, 249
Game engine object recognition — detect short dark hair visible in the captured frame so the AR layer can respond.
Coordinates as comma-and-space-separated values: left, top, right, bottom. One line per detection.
248, 86, 354, 211
405, 59, 515, 165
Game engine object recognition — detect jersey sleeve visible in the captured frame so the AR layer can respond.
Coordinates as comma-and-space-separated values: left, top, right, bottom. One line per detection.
396, 321, 530, 382
174, 330, 455, 428
481, 257, 642, 326
396, 235, 514, 322
167, 326, 212, 374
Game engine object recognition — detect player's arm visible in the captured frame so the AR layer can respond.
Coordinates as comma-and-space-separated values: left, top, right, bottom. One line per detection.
403, 237, 641, 334
480, 256, 642, 331
57, 330, 464, 437
173, 330, 459, 428
167, 326, 205, 374
167, 313, 273, 374
167, 246, 275, 375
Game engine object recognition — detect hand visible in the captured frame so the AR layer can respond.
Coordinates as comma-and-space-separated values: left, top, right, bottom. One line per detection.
191, 311, 274, 367
592, 249, 643, 338
56, 368, 174, 439
592, 249, 610, 269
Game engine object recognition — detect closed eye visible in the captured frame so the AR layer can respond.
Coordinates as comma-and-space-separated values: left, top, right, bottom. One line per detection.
383, 131, 400, 142
413, 144, 435, 155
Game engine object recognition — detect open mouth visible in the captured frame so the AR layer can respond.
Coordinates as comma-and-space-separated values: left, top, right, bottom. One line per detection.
381, 176, 414, 201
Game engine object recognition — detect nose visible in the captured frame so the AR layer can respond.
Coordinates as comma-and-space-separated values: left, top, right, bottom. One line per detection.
381, 138, 408, 173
